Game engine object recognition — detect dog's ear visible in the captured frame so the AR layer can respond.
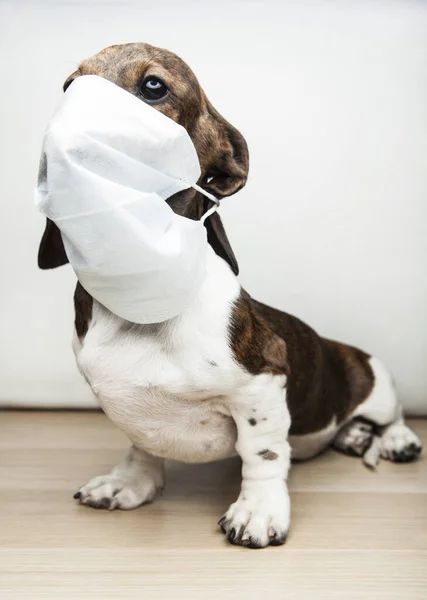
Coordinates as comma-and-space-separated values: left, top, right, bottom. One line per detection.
63, 70, 80, 92
194, 103, 248, 275
37, 71, 80, 270
202, 101, 249, 199
38, 218, 69, 269
191, 192, 237, 276
182, 191, 239, 276
205, 209, 239, 275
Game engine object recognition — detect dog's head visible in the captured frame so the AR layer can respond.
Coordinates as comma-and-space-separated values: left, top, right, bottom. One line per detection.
38, 42, 249, 275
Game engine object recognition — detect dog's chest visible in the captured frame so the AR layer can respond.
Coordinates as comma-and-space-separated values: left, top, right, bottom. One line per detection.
74, 253, 245, 462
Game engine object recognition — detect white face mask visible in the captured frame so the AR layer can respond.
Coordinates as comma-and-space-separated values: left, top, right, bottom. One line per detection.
35, 75, 220, 324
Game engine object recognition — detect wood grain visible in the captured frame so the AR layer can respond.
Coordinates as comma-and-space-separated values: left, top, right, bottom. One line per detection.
0, 411, 426, 599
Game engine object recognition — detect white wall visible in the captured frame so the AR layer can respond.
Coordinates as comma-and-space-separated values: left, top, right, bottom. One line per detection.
0, 0, 426, 413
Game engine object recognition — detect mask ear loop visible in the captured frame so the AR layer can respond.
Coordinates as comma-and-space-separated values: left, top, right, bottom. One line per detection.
192, 183, 220, 223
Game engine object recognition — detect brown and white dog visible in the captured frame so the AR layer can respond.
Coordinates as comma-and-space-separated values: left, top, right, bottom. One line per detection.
38, 43, 422, 549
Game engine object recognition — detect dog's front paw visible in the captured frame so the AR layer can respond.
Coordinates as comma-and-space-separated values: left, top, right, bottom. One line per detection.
74, 472, 163, 510
218, 480, 290, 549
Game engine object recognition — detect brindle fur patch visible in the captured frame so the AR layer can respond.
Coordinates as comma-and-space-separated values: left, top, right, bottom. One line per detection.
230, 290, 290, 377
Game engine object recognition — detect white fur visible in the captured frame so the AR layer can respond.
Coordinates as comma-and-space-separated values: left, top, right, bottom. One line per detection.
76, 249, 243, 463
74, 248, 291, 546
290, 418, 337, 460
352, 356, 400, 425
221, 477, 290, 547
220, 374, 292, 545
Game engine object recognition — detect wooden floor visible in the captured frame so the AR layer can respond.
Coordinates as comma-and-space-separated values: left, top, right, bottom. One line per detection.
0, 412, 426, 599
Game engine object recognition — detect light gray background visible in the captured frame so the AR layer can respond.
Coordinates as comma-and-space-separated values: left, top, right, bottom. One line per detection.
0, 0, 426, 412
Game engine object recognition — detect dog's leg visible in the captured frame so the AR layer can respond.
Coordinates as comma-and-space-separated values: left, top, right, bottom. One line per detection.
333, 357, 422, 467
219, 375, 291, 548
74, 445, 164, 510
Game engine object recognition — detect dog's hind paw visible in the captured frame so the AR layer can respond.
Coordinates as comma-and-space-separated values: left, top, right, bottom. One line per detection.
380, 421, 422, 463
332, 419, 374, 458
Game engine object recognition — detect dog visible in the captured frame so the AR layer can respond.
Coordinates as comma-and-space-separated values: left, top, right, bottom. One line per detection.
38, 43, 422, 549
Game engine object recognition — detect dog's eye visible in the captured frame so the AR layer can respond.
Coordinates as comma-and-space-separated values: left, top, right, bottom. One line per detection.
140, 77, 169, 102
